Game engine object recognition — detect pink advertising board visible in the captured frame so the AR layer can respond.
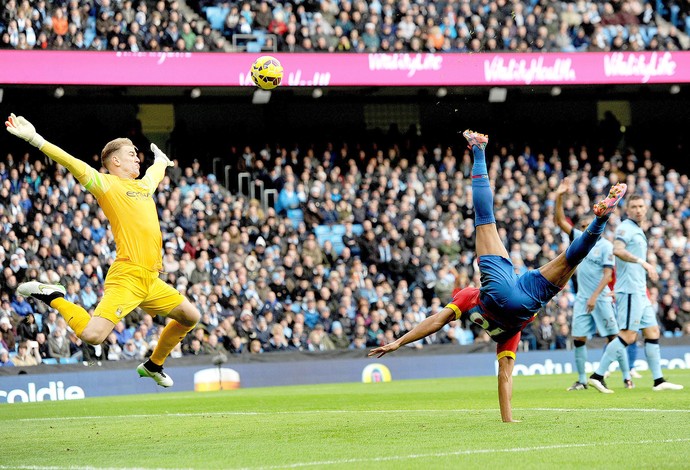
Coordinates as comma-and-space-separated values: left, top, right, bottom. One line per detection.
1, 50, 688, 87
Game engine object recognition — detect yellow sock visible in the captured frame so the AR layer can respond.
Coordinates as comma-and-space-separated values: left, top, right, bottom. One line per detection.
50, 298, 91, 337
150, 320, 194, 366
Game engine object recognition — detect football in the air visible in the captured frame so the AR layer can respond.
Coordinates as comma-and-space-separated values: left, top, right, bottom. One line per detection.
251, 56, 284, 90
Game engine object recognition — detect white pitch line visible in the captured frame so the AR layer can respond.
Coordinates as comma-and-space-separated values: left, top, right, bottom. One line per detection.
1, 439, 688, 470
9, 407, 690, 423
237, 438, 690, 470
0, 467, 189, 470
523, 407, 690, 413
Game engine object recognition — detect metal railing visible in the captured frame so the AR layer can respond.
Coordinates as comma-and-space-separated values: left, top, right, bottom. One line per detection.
231, 33, 278, 52
235, 171, 277, 212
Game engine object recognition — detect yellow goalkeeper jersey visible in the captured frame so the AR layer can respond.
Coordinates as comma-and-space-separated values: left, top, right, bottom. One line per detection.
42, 142, 167, 272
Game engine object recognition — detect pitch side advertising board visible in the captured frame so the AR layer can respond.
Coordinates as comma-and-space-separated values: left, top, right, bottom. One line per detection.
1, 347, 689, 404
1, 51, 688, 87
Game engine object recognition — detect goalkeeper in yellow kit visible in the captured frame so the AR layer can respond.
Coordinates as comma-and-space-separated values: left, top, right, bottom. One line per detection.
6, 113, 200, 387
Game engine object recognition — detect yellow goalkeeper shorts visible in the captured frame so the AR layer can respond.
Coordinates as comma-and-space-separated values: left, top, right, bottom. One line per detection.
93, 261, 185, 324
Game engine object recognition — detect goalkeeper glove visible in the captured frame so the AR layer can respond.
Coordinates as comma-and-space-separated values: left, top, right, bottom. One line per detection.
5, 113, 46, 148
151, 143, 173, 167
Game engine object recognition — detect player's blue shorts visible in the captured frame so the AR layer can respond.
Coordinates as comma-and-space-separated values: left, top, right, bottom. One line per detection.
478, 255, 562, 324
616, 292, 657, 331
572, 296, 618, 338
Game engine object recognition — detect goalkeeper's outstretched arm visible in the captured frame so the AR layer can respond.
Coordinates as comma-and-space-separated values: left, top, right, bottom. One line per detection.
141, 143, 174, 193
5, 113, 104, 195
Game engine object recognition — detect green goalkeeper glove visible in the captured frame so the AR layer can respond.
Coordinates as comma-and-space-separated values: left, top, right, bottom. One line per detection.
151, 143, 173, 167
5, 113, 45, 148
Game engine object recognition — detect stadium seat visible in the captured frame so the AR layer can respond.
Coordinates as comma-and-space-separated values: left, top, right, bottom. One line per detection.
246, 41, 262, 53
59, 357, 80, 364
253, 30, 266, 46
314, 225, 330, 237
641, 26, 658, 46
313, 224, 365, 255
670, 4, 680, 26
42, 358, 58, 365
655, 0, 668, 16
84, 29, 96, 48
206, 6, 229, 31
33, 313, 42, 331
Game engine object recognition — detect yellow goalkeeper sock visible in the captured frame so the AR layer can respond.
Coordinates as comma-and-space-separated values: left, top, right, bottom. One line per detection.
150, 320, 194, 366
50, 298, 90, 337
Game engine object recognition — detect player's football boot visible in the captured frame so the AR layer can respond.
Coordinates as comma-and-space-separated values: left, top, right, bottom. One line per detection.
462, 129, 489, 150
17, 281, 66, 306
588, 374, 614, 393
137, 362, 174, 388
624, 379, 635, 389
630, 368, 643, 379
593, 183, 627, 218
567, 382, 588, 391
652, 380, 684, 391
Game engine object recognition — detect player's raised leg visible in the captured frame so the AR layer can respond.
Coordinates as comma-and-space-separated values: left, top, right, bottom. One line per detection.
17, 281, 112, 343
137, 297, 200, 388
463, 130, 509, 259
540, 183, 627, 288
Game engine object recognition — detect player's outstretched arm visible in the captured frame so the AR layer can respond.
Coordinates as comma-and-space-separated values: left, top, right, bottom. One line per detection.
555, 178, 573, 235
141, 143, 173, 191
497, 356, 519, 423
5, 113, 100, 192
368, 307, 455, 358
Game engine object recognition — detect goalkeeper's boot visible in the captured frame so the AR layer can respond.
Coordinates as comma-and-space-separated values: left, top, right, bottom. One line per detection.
17, 281, 66, 306
462, 130, 489, 150
137, 360, 174, 388
593, 183, 627, 218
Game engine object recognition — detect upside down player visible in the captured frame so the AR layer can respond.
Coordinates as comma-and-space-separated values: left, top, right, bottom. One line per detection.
6, 114, 200, 387
369, 130, 627, 422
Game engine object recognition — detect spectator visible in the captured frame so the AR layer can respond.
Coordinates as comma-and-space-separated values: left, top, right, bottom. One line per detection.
48, 327, 71, 359
35, 331, 50, 360
121, 339, 144, 361
265, 323, 289, 351
12, 340, 41, 366
105, 332, 123, 361
0, 316, 16, 352
17, 312, 39, 341
0, 348, 14, 366
11, 293, 33, 318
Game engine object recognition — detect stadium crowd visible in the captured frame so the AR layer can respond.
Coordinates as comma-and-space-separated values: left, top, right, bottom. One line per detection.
1, 126, 689, 367
0, 0, 688, 53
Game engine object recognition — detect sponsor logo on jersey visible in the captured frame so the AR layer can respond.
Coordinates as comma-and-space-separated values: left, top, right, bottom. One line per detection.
126, 191, 151, 200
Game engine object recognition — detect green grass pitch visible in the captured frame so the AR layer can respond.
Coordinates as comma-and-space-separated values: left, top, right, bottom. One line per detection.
2, 370, 689, 469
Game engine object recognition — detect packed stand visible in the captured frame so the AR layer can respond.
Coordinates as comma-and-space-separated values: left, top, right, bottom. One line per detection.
1, 0, 688, 53
1, 127, 689, 367
0, 0, 228, 52
194, 0, 689, 52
